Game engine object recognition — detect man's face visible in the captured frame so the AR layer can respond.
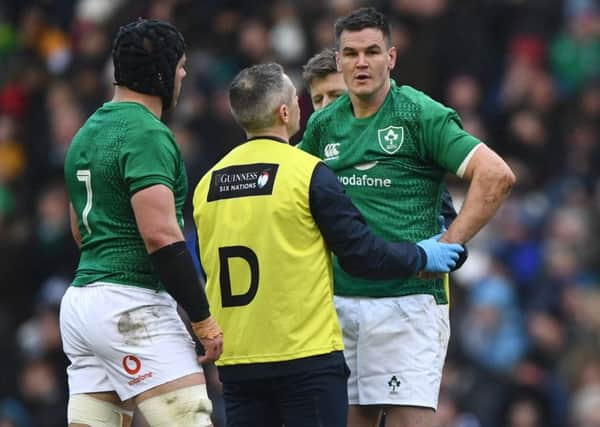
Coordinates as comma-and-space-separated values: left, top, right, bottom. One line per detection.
171, 54, 187, 109
337, 28, 396, 100
309, 72, 346, 111
284, 74, 301, 138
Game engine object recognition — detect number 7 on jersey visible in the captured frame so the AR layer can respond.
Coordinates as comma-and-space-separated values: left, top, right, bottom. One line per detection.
76, 169, 93, 234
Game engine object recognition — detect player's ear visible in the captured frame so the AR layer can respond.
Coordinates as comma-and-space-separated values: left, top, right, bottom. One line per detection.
388, 46, 397, 71
279, 103, 289, 124
336, 51, 342, 72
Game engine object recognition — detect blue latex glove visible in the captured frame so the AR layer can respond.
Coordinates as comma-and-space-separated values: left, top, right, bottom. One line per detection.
417, 234, 464, 273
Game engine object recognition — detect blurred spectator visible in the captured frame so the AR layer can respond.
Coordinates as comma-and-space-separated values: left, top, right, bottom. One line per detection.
0, 398, 30, 427
18, 6, 71, 75
459, 266, 529, 374
550, 0, 600, 94
503, 393, 547, 427
571, 386, 600, 427
269, 1, 307, 65
17, 357, 66, 427
562, 348, 600, 426
499, 34, 547, 110
433, 387, 481, 427
445, 73, 482, 116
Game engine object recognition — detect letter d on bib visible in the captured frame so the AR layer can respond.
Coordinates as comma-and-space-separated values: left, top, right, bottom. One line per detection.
219, 246, 259, 307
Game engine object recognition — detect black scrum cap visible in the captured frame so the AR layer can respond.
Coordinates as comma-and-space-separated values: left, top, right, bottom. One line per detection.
112, 19, 185, 110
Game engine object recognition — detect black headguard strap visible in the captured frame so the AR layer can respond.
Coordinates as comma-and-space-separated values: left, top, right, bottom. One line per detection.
112, 19, 185, 110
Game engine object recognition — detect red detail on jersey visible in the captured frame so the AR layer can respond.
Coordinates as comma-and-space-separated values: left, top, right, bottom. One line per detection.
122, 355, 142, 375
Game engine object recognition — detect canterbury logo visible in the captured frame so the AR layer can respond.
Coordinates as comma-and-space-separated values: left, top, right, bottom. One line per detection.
324, 143, 340, 160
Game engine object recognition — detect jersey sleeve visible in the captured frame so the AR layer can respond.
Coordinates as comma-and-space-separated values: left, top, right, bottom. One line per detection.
297, 113, 321, 156
420, 95, 481, 175
120, 127, 180, 194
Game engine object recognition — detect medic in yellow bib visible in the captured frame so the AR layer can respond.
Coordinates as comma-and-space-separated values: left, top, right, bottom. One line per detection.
192, 62, 464, 426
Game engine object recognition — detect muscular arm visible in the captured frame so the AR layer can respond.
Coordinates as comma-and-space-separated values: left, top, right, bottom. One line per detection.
69, 204, 82, 248
131, 184, 184, 251
131, 185, 209, 322
441, 144, 516, 244
132, 184, 222, 361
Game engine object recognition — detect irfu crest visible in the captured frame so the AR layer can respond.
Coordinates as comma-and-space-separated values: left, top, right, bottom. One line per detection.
388, 375, 401, 393
377, 126, 404, 154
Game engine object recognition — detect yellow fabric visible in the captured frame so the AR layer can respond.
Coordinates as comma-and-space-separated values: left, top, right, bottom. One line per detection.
444, 273, 450, 306
193, 138, 343, 366
39, 28, 69, 57
0, 141, 25, 180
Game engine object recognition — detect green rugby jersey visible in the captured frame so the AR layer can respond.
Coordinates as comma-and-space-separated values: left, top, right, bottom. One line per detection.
64, 102, 187, 290
299, 80, 480, 303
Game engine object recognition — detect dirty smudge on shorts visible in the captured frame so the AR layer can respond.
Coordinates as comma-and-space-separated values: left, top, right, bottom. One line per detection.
149, 306, 161, 318
118, 309, 151, 345
117, 305, 180, 345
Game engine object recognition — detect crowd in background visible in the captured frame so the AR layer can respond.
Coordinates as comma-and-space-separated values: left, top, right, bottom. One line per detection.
0, 0, 599, 426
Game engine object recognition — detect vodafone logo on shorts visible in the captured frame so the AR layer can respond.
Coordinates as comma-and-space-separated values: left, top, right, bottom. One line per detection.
122, 355, 154, 386
122, 355, 142, 375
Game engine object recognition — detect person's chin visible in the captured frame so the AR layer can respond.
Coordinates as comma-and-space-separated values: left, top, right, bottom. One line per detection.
353, 86, 374, 97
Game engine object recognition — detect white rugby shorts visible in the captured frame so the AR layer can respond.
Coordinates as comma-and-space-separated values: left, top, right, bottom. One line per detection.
60, 283, 202, 400
334, 294, 450, 409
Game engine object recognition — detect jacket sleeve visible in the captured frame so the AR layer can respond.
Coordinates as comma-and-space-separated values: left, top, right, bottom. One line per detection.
440, 184, 457, 228
309, 163, 425, 280
440, 185, 468, 270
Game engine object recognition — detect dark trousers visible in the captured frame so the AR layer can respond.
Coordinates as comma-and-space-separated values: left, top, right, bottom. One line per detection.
223, 360, 350, 427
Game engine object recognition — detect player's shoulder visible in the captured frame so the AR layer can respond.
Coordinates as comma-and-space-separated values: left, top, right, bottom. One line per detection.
324, 91, 350, 112
392, 83, 434, 105
392, 82, 454, 118
271, 141, 324, 182
287, 141, 323, 163
194, 140, 316, 197
307, 93, 351, 127
103, 102, 170, 132
116, 103, 175, 145
204, 140, 321, 180
233, 138, 322, 164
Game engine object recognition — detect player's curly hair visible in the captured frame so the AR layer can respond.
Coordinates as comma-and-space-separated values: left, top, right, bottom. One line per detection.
112, 19, 185, 110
